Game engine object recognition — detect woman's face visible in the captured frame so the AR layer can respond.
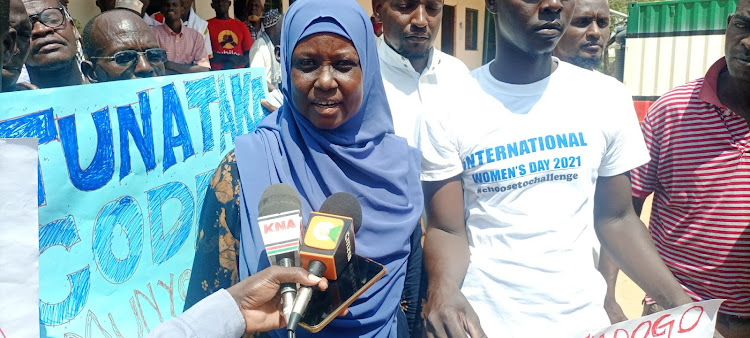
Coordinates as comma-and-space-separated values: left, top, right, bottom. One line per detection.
291, 33, 363, 130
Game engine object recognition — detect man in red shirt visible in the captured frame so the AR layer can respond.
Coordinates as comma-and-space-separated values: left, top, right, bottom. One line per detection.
207, 0, 252, 70
630, 1, 750, 337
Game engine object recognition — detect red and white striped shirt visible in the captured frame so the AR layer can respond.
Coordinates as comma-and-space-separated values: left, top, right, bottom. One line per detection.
631, 58, 750, 317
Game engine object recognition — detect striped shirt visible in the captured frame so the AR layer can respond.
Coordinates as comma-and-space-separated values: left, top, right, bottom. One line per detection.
631, 58, 750, 316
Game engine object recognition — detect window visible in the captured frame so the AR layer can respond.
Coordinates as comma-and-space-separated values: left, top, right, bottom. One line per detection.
465, 8, 478, 51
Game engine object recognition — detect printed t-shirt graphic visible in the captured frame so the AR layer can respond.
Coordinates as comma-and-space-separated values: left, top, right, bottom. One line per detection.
208, 18, 253, 70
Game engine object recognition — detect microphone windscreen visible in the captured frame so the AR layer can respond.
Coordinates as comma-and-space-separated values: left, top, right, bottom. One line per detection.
258, 183, 302, 217
319, 192, 362, 233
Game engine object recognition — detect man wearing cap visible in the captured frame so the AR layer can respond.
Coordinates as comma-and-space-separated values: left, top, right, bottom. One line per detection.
248, 8, 280, 94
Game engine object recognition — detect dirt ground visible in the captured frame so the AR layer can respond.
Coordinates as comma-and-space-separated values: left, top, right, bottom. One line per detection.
614, 194, 654, 319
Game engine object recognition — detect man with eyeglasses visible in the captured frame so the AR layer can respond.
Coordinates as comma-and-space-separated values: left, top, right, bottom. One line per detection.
21, 0, 85, 88
81, 9, 165, 82
152, 0, 209, 74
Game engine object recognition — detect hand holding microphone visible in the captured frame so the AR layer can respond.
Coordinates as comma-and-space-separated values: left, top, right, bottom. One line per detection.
257, 183, 304, 321
287, 192, 363, 334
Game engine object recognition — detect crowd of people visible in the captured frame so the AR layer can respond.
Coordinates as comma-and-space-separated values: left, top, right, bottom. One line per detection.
0, 0, 281, 92
1, 0, 749, 337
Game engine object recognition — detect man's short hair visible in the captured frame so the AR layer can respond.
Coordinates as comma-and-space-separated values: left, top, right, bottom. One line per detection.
82, 11, 104, 58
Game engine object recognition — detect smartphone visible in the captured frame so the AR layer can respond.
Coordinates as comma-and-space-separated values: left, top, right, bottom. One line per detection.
298, 254, 386, 333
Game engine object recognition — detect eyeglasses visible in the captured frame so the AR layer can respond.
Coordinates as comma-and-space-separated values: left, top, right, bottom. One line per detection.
90, 49, 169, 66
29, 7, 66, 29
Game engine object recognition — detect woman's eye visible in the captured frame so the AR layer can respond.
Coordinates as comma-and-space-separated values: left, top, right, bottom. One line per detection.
334, 60, 359, 72
294, 59, 317, 70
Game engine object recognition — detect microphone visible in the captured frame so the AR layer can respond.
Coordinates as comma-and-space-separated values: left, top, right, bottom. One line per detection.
257, 183, 303, 322
287, 192, 362, 334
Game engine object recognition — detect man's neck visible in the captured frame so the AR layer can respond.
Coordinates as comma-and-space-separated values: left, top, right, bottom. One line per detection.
718, 70, 750, 122
215, 13, 229, 20
489, 37, 556, 84
166, 18, 182, 33
384, 39, 431, 74
27, 62, 86, 89
409, 54, 429, 74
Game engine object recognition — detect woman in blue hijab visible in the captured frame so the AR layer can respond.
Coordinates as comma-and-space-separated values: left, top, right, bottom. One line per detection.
232, 0, 424, 336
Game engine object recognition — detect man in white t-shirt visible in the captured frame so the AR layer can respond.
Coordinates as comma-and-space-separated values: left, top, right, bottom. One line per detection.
372, 0, 472, 147
419, 0, 694, 336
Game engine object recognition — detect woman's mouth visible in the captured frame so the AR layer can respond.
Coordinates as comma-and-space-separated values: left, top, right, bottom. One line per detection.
313, 101, 340, 108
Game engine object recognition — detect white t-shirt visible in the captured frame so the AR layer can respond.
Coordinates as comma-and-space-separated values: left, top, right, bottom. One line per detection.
420, 59, 649, 337
378, 42, 470, 147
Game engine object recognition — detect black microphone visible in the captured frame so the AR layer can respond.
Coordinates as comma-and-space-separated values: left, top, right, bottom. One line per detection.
257, 183, 303, 322
287, 192, 362, 334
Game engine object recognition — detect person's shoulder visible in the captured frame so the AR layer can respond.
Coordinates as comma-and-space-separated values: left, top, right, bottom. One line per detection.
182, 26, 204, 38
433, 49, 470, 74
646, 78, 705, 121
556, 61, 623, 90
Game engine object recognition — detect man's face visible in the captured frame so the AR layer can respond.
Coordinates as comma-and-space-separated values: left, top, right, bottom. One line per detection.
376, 0, 442, 60
211, 0, 230, 16
180, 0, 193, 18
161, 0, 182, 22
553, 0, 609, 69
725, 2, 750, 83
85, 12, 165, 82
247, 0, 263, 21
487, 0, 574, 55
2, 0, 31, 88
24, 0, 79, 70
95, 0, 115, 12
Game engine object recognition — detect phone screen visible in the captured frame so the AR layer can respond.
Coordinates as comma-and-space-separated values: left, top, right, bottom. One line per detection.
300, 254, 386, 331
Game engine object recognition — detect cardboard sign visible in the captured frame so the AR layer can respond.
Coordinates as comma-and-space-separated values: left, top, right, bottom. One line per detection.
0, 138, 40, 338
0, 68, 267, 337
586, 299, 724, 338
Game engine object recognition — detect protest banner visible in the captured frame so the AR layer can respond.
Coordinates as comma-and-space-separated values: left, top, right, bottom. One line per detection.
586, 299, 724, 338
0, 68, 267, 337
0, 138, 40, 338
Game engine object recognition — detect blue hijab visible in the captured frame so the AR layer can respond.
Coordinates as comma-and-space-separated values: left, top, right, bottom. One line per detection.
233, 0, 424, 336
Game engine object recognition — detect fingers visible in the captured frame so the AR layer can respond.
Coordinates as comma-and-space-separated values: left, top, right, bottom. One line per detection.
265, 266, 326, 288
465, 310, 487, 338
424, 316, 448, 338
444, 319, 466, 338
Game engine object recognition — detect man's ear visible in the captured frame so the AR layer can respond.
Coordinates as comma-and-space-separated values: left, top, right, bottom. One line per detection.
486, 0, 498, 14
80, 60, 99, 83
2, 29, 16, 66
372, 0, 383, 22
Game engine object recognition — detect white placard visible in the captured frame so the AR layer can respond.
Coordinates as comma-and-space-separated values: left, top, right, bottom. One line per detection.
0, 138, 40, 338
586, 299, 725, 338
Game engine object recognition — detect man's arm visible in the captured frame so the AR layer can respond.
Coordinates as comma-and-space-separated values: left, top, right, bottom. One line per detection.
598, 250, 628, 323
594, 173, 692, 309
422, 176, 486, 338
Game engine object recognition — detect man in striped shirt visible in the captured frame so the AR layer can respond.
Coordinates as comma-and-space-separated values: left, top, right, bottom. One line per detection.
630, 1, 750, 336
